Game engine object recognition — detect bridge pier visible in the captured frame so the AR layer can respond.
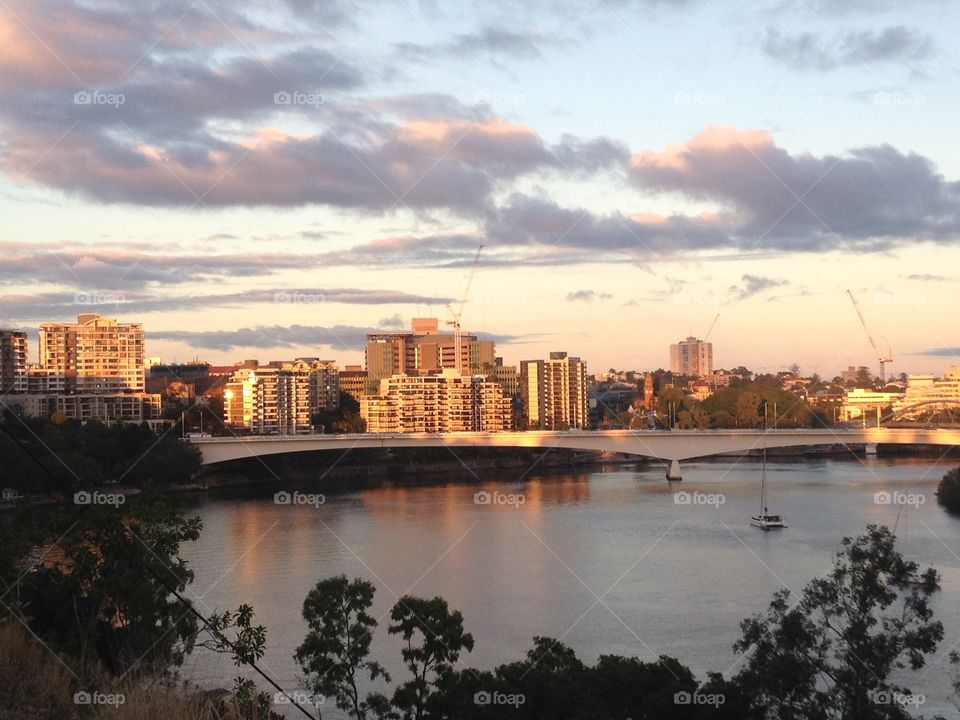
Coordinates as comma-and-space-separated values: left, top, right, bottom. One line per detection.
666, 459, 682, 481
865, 443, 878, 455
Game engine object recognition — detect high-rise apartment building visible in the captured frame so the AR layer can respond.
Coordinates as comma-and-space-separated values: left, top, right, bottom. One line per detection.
0, 330, 28, 393
361, 369, 511, 433
39, 314, 145, 392
669, 337, 713, 378
365, 318, 495, 392
223, 359, 340, 434
519, 351, 588, 430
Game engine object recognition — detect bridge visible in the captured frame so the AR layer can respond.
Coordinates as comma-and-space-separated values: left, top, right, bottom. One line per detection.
189, 428, 960, 479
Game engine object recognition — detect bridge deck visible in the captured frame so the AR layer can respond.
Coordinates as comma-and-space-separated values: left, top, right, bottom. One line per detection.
189, 428, 960, 466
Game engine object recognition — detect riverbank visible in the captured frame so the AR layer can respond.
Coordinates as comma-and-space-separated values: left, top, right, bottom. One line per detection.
3, 443, 957, 513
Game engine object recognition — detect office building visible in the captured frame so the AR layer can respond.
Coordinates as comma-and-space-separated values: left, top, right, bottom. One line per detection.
840, 388, 904, 423
339, 365, 367, 402
491, 357, 519, 398
39, 314, 145, 392
669, 337, 713, 378
892, 367, 960, 417
519, 351, 589, 430
365, 318, 495, 392
361, 369, 511, 433
0, 330, 28, 393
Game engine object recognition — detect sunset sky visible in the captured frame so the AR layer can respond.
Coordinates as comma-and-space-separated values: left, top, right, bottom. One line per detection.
1, 0, 958, 376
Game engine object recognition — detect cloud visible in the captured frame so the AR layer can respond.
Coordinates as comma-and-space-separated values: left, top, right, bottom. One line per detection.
729, 274, 788, 300
377, 313, 406, 329
398, 26, 547, 62
150, 324, 378, 352
628, 126, 960, 251
565, 290, 613, 302
761, 26, 932, 71
913, 347, 960, 357
0, 288, 454, 322
905, 273, 953, 282
150, 324, 521, 351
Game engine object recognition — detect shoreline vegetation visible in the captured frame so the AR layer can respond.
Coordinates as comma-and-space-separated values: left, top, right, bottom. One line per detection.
2, 412, 957, 512
1, 414, 959, 718
2, 506, 958, 719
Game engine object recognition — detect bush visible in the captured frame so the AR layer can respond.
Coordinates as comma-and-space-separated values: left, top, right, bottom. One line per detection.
937, 467, 960, 514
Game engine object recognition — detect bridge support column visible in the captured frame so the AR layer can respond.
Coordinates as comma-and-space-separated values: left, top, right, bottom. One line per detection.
865, 443, 878, 455
666, 460, 682, 481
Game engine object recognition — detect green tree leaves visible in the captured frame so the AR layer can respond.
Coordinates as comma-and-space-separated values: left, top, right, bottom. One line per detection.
733, 525, 943, 720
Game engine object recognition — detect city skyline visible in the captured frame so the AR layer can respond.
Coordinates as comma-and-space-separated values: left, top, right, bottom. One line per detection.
1, 1, 958, 375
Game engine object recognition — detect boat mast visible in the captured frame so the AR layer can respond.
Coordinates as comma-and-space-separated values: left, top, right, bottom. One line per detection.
761, 403, 768, 513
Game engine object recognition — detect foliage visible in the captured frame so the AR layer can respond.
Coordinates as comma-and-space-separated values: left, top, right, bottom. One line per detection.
701, 383, 826, 429
296, 575, 391, 720
313, 392, 367, 434
936, 467, 960, 515
15, 492, 203, 677
0, 412, 201, 494
388, 595, 475, 720
733, 525, 943, 720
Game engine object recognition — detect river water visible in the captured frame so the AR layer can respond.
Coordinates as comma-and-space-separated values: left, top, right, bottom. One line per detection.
177, 457, 960, 717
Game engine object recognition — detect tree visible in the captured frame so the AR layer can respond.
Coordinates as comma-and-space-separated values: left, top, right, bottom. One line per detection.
854, 367, 875, 389
16, 492, 203, 677
736, 391, 762, 428
936, 467, 960, 515
389, 595, 474, 720
296, 575, 391, 720
733, 525, 943, 720
203, 604, 284, 720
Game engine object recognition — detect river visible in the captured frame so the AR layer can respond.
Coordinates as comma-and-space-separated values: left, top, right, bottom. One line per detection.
177, 456, 960, 717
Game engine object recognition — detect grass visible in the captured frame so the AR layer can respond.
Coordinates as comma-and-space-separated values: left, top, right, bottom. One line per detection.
0, 620, 272, 720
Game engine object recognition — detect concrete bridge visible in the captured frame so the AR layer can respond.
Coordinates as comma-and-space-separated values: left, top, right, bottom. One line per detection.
189, 428, 960, 479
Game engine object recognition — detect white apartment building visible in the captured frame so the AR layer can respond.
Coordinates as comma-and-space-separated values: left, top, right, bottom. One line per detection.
0, 330, 28, 393
39, 314, 145, 392
223, 359, 341, 434
669, 337, 713, 378
361, 369, 511, 433
519, 352, 589, 430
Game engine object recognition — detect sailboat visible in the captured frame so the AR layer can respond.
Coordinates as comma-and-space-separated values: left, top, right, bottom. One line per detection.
751, 419, 787, 530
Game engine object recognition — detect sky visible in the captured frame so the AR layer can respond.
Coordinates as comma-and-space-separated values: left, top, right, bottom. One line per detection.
1, 0, 959, 377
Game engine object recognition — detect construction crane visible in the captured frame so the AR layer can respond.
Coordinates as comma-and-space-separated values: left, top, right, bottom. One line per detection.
704, 313, 720, 341
446, 244, 483, 375
846, 289, 893, 385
